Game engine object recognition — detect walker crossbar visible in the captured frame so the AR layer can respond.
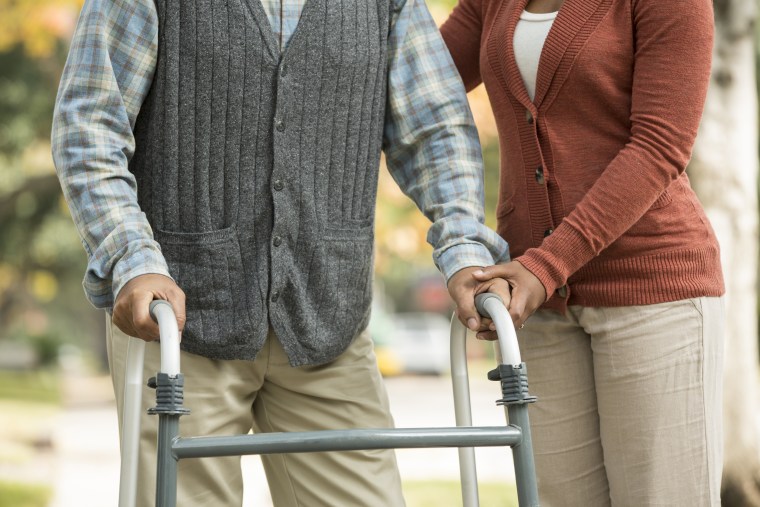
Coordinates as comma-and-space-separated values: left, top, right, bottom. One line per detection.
171, 426, 522, 459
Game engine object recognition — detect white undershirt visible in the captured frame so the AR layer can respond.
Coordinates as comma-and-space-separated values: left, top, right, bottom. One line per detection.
514, 10, 558, 101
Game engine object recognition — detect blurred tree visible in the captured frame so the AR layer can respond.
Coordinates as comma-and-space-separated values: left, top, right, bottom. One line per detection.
0, 0, 101, 363
689, 0, 760, 504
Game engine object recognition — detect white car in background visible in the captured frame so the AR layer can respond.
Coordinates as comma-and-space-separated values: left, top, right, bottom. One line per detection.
371, 312, 451, 376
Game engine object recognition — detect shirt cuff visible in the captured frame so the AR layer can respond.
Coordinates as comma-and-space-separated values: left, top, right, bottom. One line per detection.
435, 242, 499, 284
84, 245, 172, 309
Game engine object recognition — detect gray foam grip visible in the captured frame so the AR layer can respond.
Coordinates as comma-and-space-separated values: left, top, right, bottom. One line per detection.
474, 293, 503, 319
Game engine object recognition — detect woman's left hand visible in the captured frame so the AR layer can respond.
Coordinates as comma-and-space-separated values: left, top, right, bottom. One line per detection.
473, 261, 547, 330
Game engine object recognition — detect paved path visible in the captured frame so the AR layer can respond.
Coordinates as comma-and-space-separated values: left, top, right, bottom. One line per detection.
47, 373, 516, 506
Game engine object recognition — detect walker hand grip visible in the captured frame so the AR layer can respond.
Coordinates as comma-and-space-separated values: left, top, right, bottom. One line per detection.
475, 292, 522, 366
148, 299, 181, 377
475, 293, 503, 319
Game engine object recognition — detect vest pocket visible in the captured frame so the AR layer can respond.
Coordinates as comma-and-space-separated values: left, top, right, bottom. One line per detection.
319, 235, 374, 340
153, 226, 254, 347
321, 218, 374, 241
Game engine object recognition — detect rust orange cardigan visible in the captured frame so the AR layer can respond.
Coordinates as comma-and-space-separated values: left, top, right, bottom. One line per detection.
441, 0, 725, 311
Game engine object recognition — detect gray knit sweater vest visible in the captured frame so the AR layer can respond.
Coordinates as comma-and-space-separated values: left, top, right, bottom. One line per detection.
129, 0, 394, 365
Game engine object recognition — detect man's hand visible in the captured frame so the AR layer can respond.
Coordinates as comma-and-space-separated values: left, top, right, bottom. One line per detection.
112, 274, 186, 342
473, 261, 546, 330
473, 277, 512, 341
447, 267, 487, 332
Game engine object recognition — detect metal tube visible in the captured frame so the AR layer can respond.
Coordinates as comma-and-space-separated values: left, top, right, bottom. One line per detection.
149, 301, 181, 376
118, 337, 145, 507
507, 405, 540, 507
483, 297, 522, 366
155, 415, 181, 507
450, 314, 480, 507
172, 426, 522, 460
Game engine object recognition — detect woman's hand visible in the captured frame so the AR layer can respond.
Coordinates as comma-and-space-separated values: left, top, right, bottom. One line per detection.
473, 261, 546, 330
473, 277, 512, 341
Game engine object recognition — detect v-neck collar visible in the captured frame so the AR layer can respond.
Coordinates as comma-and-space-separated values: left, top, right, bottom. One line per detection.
242, 0, 318, 62
488, 0, 607, 110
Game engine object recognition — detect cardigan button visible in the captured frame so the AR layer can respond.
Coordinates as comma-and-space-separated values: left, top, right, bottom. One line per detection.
557, 285, 568, 298
273, 179, 284, 191
535, 166, 545, 184
544, 228, 554, 237
526, 110, 534, 124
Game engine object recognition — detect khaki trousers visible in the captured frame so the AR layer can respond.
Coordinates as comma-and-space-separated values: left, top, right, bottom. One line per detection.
517, 297, 724, 507
107, 318, 405, 507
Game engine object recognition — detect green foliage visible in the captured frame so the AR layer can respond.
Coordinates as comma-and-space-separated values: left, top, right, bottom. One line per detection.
0, 47, 62, 159
402, 480, 518, 507
0, 481, 52, 507
0, 17, 101, 360
0, 370, 60, 404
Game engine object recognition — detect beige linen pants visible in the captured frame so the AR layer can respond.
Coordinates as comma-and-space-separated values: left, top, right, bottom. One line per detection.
107, 318, 405, 507
517, 297, 724, 507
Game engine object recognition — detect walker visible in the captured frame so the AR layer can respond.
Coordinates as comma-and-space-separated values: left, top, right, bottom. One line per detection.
117, 293, 540, 506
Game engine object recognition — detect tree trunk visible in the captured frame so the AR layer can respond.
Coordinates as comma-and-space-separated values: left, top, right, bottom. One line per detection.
689, 0, 760, 504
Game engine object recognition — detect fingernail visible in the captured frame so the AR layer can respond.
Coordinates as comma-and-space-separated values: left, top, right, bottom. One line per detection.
467, 318, 478, 330
473, 270, 484, 276
489, 323, 496, 331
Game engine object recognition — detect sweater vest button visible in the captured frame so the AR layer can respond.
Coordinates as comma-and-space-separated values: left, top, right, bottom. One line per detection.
273, 235, 282, 247
276, 119, 285, 132
280, 64, 288, 77
535, 166, 545, 184
271, 290, 280, 302
273, 179, 284, 191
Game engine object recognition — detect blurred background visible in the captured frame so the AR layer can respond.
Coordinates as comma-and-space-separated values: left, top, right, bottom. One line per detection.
0, 0, 757, 506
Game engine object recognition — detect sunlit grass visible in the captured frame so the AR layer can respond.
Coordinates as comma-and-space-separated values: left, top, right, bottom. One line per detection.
0, 369, 60, 404
0, 481, 51, 507
403, 480, 518, 507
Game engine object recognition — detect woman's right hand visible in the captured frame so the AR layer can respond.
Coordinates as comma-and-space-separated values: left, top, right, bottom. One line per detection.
473, 261, 546, 331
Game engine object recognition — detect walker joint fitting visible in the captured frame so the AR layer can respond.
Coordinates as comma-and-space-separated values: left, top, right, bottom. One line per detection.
488, 363, 537, 406
147, 373, 191, 416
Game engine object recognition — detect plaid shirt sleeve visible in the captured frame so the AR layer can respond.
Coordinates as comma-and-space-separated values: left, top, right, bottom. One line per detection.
384, 0, 510, 282
51, 0, 168, 309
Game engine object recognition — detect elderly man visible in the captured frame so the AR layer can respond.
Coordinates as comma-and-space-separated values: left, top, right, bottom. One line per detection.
52, 0, 508, 505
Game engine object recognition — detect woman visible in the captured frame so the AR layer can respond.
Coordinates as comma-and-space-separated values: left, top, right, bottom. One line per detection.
441, 0, 725, 505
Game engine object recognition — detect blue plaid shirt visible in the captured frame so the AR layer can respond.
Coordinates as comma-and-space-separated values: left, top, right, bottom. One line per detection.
52, 0, 509, 308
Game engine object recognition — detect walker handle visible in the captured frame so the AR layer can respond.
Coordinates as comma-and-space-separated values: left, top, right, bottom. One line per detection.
119, 299, 181, 507
149, 300, 181, 376
475, 293, 522, 366
451, 292, 526, 507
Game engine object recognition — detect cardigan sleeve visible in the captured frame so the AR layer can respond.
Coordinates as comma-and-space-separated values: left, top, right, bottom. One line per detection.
517, 0, 715, 298
439, 0, 484, 91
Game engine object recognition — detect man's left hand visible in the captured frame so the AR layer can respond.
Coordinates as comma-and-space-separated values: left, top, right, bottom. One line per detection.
447, 266, 491, 332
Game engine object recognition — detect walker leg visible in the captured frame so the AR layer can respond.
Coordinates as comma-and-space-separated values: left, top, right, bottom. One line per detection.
156, 414, 180, 507
149, 371, 189, 507
508, 404, 539, 507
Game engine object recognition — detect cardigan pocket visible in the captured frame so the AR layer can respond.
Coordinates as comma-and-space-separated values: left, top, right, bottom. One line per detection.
649, 189, 673, 210
496, 198, 516, 218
